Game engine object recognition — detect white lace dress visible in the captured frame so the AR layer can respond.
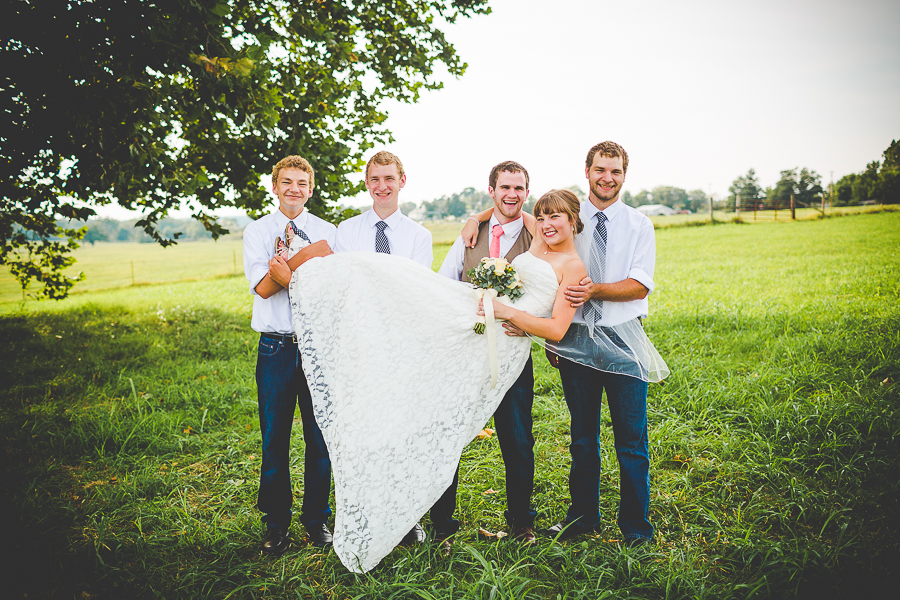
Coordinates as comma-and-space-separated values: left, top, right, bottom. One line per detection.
288, 250, 559, 572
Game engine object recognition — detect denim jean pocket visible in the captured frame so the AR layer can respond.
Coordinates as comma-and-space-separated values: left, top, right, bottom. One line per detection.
258, 338, 281, 356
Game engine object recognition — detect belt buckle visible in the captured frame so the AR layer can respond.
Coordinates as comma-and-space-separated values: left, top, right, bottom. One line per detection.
291, 333, 298, 345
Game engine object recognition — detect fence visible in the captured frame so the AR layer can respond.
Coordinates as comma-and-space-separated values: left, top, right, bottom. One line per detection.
0, 239, 245, 303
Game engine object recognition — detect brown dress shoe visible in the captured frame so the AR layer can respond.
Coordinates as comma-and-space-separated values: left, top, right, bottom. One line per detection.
511, 525, 537, 546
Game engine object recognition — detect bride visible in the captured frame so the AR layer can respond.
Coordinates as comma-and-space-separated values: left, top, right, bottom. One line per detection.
287, 189, 586, 572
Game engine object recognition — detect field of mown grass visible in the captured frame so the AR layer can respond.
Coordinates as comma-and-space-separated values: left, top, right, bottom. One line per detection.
1, 211, 898, 599
1, 204, 884, 306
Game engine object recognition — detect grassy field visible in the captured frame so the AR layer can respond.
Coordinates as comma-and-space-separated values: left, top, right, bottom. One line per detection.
1, 211, 898, 598
1, 205, 887, 306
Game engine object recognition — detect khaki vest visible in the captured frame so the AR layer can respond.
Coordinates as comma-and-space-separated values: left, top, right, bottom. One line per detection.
461, 220, 533, 283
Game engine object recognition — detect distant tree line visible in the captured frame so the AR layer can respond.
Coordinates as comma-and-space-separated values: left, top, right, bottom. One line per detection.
415, 185, 586, 220
833, 140, 900, 205
63, 216, 252, 245
621, 188, 708, 213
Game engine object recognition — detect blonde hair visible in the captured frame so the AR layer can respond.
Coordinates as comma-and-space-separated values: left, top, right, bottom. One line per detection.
366, 150, 405, 179
272, 155, 315, 189
533, 189, 584, 234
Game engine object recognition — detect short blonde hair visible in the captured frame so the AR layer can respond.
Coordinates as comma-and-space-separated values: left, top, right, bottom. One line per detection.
272, 155, 315, 189
366, 150, 405, 179
533, 189, 584, 234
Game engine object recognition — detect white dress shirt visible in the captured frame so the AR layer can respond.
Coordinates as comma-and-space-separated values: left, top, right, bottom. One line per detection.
573, 199, 656, 327
243, 208, 337, 334
438, 215, 526, 281
335, 208, 433, 268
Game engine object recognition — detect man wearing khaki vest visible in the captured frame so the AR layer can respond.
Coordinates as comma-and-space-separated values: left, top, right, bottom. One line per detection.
435, 160, 537, 546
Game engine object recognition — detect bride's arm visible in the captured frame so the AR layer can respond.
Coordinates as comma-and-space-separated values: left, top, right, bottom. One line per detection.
486, 259, 587, 343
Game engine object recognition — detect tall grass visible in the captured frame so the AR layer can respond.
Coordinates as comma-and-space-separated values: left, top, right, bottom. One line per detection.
1, 212, 898, 599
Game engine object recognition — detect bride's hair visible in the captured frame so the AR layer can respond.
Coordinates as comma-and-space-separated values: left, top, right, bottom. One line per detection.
533, 189, 584, 234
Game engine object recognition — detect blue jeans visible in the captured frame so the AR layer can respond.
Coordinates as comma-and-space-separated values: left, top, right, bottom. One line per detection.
558, 357, 653, 541
256, 333, 332, 530
430, 356, 536, 533
494, 355, 537, 528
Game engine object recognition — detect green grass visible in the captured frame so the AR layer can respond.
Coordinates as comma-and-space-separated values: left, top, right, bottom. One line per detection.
1, 212, 899, 598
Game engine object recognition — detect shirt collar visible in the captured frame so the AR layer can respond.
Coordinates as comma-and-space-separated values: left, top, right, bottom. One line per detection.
366, 208, 403, 230
488, 214, 524, 238
275, 208, 309, 229
583, 198, 624, 225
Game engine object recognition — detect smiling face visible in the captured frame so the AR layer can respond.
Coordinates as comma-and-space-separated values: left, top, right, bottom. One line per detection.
366, 162, 406, 213
272, 167, 314, 218
489, 171, 529, 223
535, 210, 575, 247
585, 153, 625, 209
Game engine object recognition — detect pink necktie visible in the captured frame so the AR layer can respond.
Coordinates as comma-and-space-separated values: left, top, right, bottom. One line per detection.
490, 224, 504, 258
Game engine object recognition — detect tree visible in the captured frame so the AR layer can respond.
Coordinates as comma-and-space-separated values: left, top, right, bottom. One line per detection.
650, 186, 688, 210
853, 161, 880, 204
686, 189, 707, 213
727, 169, 763, 211
2, 0, 490, 298
446, 196, 467, 218
834, 173, 857, 206
795, 168, 823, 207
631, 190, 653, 207
877, 139, 900, 204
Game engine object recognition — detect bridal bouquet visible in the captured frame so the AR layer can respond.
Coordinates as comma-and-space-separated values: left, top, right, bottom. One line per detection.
467, 257, 524, 334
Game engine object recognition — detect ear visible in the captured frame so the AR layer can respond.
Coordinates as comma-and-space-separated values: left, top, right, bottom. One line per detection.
488, 186, 495, 196
524, 189, 530, 200
585, 166, 590, 179
399, 173, 407, 189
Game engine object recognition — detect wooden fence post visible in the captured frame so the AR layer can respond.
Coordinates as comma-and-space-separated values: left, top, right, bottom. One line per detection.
709, 194, 714, 222
736, 193, 741, 219
131, 261, 135, 286
791, 194, 796, 220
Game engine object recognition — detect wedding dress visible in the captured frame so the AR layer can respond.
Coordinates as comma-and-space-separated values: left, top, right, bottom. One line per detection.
288, 249, 559, 572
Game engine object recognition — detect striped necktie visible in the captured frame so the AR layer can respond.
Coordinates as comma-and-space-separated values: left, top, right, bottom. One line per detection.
583, 212, 607, 327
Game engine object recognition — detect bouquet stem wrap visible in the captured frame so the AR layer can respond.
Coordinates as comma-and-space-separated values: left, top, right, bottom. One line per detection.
473, 287, 500, 389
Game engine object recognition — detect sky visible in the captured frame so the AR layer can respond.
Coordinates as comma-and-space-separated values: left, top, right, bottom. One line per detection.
97, 0, 900, 217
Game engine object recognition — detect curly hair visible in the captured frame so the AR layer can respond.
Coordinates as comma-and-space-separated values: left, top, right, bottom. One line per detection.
533, 189, 584, 234
272, 155, 315, 189
585, 141, 629, 174
366, 150, 405, 179
488, 160, 529, 190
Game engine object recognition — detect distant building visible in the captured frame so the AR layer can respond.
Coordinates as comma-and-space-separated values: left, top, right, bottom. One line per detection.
636, 204, 676, 216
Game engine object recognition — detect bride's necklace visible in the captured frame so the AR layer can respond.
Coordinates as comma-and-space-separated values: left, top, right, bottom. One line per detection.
544, 249, 576, 255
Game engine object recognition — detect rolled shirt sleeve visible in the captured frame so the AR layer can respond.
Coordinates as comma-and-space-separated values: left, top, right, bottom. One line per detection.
438, 236, 466, 280
243, 220, 272, 295
627, 219, 656, 294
